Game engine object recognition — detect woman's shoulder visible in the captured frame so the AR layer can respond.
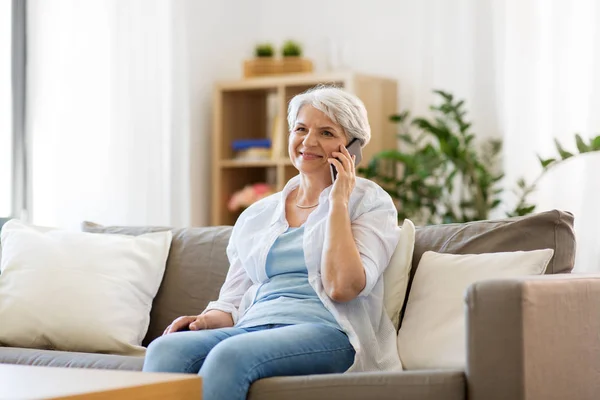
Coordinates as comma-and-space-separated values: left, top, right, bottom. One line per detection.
354, 177, 391, 199
351, 178, 396, 214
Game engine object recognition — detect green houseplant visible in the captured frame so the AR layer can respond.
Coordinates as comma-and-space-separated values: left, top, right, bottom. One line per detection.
359, 90, 600, 224
281, 40, 302, 57
360, 90, 503, 225
254, 43, 274, 58
510, 134, 600, 217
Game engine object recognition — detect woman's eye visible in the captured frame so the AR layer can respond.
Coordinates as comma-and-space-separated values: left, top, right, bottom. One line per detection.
295, 127, 305, 132
322, 131, 333, 137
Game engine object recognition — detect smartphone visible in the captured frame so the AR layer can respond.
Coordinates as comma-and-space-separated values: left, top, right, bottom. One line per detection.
330, 138, 363, 182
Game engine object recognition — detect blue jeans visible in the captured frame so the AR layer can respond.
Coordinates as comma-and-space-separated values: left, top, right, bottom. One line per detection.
142, 323, 355, 400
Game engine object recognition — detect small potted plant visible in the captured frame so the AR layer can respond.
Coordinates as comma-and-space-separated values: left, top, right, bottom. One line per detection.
281, 40, 312, 75
281, 40, 302, 57
243, 40, 313, 78
245, 43, 277, 77
254, 43, 274, 58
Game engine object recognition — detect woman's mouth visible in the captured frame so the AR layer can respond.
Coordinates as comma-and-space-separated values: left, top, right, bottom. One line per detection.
300, 152, 322, 160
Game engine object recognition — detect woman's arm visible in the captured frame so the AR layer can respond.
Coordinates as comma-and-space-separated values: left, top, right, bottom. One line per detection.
323, 145, 400, 303
163, 240, 252, 334
322, 199, 365, 302
322, 145, 365, 302
201, 238, 253, 323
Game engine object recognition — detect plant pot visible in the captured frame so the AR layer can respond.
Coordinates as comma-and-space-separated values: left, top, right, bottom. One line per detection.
243, 57, 314, 78
280, 57, 313, 75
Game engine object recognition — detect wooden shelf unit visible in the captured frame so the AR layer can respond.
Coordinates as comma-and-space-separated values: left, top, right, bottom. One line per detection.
212, 72, 398, 226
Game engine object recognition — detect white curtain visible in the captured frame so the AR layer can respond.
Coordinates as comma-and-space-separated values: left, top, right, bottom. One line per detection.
493, 0, 600, 272
27, 0, 191, 230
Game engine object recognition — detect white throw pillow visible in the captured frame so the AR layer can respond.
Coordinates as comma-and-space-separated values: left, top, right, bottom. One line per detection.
0, 219, 172, 355
397, 249, 554, 370
383, 219, 416, 330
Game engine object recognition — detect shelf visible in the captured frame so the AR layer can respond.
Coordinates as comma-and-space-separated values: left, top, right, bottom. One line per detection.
216, 72, 354, 91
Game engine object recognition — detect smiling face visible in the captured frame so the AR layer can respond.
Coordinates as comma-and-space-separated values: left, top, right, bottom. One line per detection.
288, 105, 349, 179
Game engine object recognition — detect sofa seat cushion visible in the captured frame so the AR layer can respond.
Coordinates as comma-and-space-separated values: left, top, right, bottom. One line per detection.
248, 370, 465, 400
0, 347, 144, 371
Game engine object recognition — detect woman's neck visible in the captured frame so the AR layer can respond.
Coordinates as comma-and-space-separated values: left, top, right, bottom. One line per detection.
295, 174, 329, 206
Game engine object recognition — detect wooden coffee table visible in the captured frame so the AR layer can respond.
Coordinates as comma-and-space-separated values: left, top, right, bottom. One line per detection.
0, 364, 202, 399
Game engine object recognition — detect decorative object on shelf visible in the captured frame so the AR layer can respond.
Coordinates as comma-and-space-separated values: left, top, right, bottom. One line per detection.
243, 40, 313, 78
227, 183, 275, 212
281, 40, 302, 57
360, 90, 600, 225
232, 138, 272, 161
255, 43, 274, 58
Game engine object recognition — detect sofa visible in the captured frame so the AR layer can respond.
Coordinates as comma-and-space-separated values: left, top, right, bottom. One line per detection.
1, 209, 599, 400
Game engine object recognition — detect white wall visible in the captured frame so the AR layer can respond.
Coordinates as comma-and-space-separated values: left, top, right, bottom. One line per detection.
256, 0, 503, 138
184, 1, 258, 225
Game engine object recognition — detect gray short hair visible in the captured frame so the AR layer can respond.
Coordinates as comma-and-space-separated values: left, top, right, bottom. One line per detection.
287, 85, 371, 147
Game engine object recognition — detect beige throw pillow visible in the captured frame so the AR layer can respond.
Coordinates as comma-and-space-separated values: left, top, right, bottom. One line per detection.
397, 249, 554, 370
0, 219, 172, 355
383, 219, 416, 330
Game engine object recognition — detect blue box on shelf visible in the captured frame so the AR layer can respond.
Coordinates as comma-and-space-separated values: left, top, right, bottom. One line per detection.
232, 139, 272, 151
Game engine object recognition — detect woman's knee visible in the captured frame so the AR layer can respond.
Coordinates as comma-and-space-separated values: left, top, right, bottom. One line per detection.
201, 336, 253, 375
143, 334, 204, 373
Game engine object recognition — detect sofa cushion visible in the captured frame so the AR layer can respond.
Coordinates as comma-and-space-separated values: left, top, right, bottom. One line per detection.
248, 370, 465, 400
399, 209, 574, 329
0, 220, 171, 355
411, 210, 574, 276
397, 249, 553, 370
81, 222, 232, 346
0, 347, 144, 371
384, 218, 415, 330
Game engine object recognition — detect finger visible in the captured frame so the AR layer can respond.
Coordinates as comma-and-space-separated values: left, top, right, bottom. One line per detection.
341, 144, 355, 165
167, 316, 193, 334
189, 317, 205, 331
162, 325, 170, 336
340, 144, 351, 157
332, 151, 352, 172
328, 158, 345, 176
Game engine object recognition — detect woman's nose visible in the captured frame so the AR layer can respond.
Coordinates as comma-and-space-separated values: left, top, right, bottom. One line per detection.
302, 130, 318, 146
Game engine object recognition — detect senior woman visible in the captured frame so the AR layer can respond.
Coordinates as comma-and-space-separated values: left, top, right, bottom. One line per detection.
143, 86, 403, 399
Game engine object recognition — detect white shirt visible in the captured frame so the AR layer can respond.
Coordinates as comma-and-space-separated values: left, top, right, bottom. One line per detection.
203, 175, 403, 372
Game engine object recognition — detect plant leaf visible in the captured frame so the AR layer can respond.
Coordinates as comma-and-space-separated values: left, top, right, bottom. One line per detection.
389, 111, 409, 123
538, 156, 556, 168
554, 138, 574, 160
517, 205, 536, 216
490, 199, 502, 209
592, 135, 600, 150
575, 134, 590, 153
398, 134, 414, 144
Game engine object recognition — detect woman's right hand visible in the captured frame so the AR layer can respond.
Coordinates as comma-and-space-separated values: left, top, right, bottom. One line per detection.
162, 315, 208, 335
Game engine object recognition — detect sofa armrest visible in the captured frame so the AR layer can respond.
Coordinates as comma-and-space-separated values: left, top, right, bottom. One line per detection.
465, 274, 600, 400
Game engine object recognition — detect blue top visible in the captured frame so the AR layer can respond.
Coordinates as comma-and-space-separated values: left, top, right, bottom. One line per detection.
235, 226, 341, 331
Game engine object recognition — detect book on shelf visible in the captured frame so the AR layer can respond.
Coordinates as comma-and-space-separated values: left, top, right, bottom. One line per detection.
232, 138, 272, 161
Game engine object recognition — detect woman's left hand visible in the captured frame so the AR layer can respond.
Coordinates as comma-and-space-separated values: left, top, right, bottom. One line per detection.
329, 144, 356, 205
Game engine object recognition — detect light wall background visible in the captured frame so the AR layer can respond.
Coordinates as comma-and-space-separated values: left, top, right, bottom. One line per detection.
26, 0, 600, 276
186, 0, 503, 225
